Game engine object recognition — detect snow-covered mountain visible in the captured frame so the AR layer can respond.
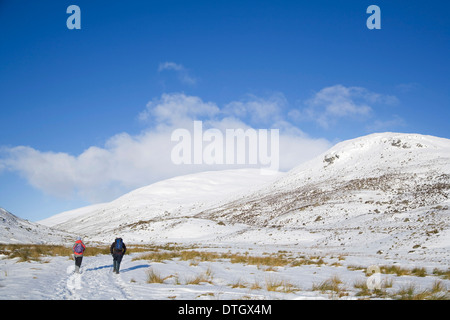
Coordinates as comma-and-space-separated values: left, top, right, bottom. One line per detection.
201, 133, 450, 224
38, 132, 450, 263
197, 133, 450, 261
0, 207, 73, 244
39, 169, 284, 243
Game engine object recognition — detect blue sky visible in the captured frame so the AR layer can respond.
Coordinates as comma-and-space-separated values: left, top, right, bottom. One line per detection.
0, 0, 449, 221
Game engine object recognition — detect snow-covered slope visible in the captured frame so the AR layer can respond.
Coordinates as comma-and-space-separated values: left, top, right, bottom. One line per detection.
202, 133, 450, 222
198, 133, 450, 262
0, 208, 73, 244
39, 169, 284, 243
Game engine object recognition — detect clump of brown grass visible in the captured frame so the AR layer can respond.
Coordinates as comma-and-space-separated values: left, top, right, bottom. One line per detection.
185, 267, 214, 285
265, 276, 298, 293
146, 268, 165, 283
353, 278, 392, 298
312, 275, 348, 298
432, 268, 450, 280
393, 281, 449, 300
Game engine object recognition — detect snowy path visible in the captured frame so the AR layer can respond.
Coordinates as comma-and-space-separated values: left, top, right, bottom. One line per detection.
54, 255, 150, 300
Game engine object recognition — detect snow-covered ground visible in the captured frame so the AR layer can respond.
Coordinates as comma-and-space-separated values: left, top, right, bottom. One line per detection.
1, 244, 448, 300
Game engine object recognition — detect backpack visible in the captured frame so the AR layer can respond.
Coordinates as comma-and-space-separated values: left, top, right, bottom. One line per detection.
74, 242, 84, 254
115, 238, 123, 251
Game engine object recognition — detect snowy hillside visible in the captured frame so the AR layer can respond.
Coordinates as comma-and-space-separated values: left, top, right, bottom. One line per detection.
198, 133, 450, 263
39, 169, 284, 243
0, 208, 73, 244
202, 133, 450, 223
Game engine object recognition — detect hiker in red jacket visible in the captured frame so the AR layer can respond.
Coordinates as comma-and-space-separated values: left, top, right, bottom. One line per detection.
72, 236, 86, 273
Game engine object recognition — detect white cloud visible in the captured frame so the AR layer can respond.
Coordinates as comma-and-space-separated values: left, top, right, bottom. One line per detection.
158, 62, 184, 72
0, 92, 332, 203
3, 146, 79, 198
395, 82, 420, 93
139, 93, 220, 126
2, 128, 201, 202
223, 93, 287, 126
298, 84, 398, 128
158, 61, 197, 85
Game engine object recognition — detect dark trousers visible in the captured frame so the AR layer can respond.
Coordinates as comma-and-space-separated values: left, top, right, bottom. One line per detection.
113, 254, 123, 273
75, 256, 83, 267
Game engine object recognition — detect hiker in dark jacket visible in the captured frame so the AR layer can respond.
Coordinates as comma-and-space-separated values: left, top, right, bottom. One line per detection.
72, 236, 86, 273
110, 237, 126, 274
